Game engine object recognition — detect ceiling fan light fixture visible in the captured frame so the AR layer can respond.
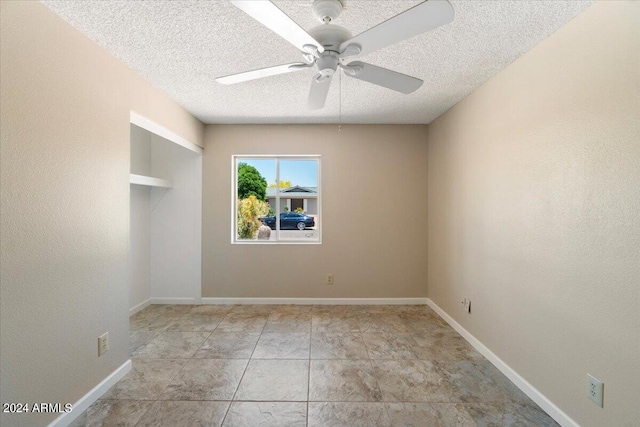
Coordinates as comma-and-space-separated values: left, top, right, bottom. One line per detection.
316, 51, 339, 76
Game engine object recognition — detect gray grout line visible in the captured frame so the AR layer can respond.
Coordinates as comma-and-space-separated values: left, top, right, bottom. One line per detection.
359, 325, 395, 422
219, 306, 270, 426
132, 400, 157, 427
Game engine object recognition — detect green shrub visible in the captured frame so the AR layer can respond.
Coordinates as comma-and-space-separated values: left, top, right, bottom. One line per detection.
237, 195, 269, 239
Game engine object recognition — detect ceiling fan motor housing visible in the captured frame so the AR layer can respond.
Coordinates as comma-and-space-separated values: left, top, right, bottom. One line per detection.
308, 24, 352, 76
308, 24, 352, 52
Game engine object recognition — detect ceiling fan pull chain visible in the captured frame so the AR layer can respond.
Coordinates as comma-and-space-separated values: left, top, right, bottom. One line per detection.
339, 70, 342, 132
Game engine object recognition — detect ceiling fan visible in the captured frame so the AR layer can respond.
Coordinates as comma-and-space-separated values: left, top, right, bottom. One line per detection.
216, 0, 454, 110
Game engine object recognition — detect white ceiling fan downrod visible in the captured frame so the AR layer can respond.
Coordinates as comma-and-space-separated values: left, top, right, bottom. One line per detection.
312, 0, 344, 24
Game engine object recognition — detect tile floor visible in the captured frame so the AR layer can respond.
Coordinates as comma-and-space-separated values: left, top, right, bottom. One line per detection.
70, 304, 559, 426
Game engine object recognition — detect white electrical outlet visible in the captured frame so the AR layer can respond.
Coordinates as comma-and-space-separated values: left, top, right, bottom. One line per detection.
327, 274, 334, 285
98, 332, 109, 356
461, 298, 471, 313
587, 374, 604, 407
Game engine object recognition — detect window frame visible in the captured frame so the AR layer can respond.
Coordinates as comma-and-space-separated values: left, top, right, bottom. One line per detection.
231, 154, 322, 245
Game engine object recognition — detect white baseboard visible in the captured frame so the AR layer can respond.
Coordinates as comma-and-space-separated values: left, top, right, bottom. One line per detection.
47, 359, 131, 427
200, 297, 428, 305
129, 298, 151, 316
425, 298, 578, 427
150, 297, 199, 305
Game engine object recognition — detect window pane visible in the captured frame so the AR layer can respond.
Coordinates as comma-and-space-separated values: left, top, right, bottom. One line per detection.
233, 156, 321, 243
278, 159, 319, 241
236, 159, 275, 241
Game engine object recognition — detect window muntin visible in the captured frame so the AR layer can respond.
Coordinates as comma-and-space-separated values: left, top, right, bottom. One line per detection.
233, 156, 321, 244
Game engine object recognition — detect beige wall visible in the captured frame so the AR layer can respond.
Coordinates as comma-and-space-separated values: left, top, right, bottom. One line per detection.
0, 2, 203, 426
203, 125, 428, 298
427, 2, 639, 426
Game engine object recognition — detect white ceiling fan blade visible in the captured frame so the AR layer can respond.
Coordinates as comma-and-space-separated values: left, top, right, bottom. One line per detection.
231, 0, 324, 54
339, 0, 454, 58
308, 74, 333, 110
216, 63, 311, 85
344, 62, 423, 94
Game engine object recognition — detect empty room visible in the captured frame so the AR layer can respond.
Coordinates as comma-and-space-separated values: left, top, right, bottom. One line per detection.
1, 1, 638, 426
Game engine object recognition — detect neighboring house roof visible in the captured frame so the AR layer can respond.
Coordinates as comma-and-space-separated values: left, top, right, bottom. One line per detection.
266, 186, 317, 198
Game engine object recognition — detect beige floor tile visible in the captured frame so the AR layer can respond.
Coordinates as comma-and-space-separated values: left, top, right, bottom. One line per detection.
263, 311, 312, 333
129, 331, 161, 356
132, 332, 211, 359
357, 313, 410, 333
188, 305, 233, 315
194, 331, 260, 359
311, 313, 361, 333
235, 359, 309, 401
222, 402, 307, 427
309, 360, 382, 402
229, 305, 274, 315
129, 308, 181, 332
136, 401, 230, 427
252, 333, 310, 359
362, 332, 418, 359
215, 313, 268, 333
463, 402, 560, 426
81, 400, 153, 427
411, 331, 484, 361
160, 359, 248, 401
270, 305, 313, 314
385, 402, 476, 427
101, 359, 187, 400
307, 402, 391, 427
372, 359, 453, 402
310, 332, 369, 359
311, 305, 355, 315
165, 313, 226, 332
433, 360, 532, 404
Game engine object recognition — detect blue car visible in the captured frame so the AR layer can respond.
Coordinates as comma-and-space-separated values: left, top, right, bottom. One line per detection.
262, 212, 315, 230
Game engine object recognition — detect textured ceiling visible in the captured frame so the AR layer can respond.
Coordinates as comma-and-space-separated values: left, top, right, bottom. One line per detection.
42, 0, 595, 124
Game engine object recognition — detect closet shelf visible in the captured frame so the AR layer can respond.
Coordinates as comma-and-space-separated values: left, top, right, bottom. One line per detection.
130, 174, 172, 188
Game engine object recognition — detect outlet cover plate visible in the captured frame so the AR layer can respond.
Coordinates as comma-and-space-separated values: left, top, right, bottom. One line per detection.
98, 332, 109, 356
587, 374, 603, 407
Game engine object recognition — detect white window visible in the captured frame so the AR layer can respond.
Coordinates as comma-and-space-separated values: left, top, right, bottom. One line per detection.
232, 155, 321, 244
